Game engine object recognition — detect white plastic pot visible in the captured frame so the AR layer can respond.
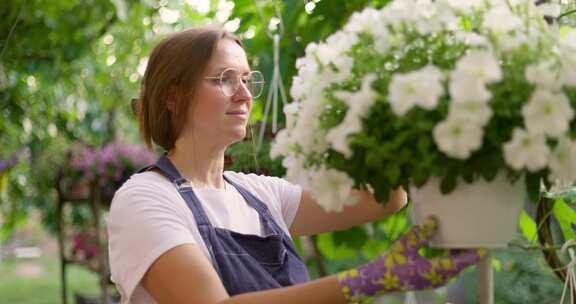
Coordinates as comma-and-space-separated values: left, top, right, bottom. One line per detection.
410, 174, 525, 248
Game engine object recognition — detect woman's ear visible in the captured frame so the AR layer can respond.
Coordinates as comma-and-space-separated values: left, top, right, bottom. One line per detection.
166, 87, 179, 113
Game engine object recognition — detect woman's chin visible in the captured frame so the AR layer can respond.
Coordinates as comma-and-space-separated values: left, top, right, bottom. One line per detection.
227, 128, 247, 144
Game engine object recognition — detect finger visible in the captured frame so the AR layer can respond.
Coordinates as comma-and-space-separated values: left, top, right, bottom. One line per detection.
442, 249, 486, 276
400, 216, 438, 250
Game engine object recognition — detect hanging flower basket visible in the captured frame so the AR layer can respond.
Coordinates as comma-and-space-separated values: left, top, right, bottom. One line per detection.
66, 142, 156, 204
271, 0, 576, 247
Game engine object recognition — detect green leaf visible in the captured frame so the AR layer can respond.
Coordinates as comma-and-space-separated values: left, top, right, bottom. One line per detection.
492, 258, 502, 272
0, 173, 8, 196
316, 233, 356, 260
545, 186, 576, 204
440, 174, 457, 194
518, 210, 538, 242
373, 187, 390, 204
525, 173, 541, 203
384, 164, 400, 185
333, 226, 369, 248
553, 198, 576, 241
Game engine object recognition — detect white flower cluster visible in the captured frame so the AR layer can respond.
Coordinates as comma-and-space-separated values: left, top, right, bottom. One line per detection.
433, 50, 500, 159
501, 29, 576, 182
326, 74, 378, 158
271, 0, 576, 211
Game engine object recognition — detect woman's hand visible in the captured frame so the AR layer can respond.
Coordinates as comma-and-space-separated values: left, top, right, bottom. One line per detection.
337, 217, 485, 303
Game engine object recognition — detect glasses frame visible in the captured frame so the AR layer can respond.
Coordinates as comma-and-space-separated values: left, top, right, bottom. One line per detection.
205, 67, 265, 99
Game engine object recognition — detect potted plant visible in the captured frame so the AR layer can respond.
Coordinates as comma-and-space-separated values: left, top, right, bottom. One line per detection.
271, 0, 576, 247
69, 141, 157, 202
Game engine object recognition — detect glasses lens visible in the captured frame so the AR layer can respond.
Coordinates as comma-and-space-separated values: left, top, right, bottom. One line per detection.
248, 71, 264, 98
221, 69, 239, 97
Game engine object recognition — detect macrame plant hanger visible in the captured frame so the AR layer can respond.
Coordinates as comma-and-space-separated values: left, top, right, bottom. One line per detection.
254, 0, 288, 154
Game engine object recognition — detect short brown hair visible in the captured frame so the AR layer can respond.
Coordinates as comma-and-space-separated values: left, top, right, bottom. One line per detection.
137, 27, 243, 151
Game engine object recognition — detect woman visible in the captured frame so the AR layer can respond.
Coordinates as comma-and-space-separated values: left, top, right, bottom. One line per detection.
107, 27, 483, 304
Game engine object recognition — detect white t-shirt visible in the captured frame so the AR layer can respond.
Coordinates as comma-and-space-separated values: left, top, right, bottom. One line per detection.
106, 170, 303, 304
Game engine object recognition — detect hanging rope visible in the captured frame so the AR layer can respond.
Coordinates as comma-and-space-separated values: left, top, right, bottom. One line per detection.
560, 240, 576, 304
253, 0, 288, 153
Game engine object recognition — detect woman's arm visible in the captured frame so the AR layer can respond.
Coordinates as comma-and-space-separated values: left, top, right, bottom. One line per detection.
289, 187, 407, 236
142, 218, 482, 304
142, 244, 346, 304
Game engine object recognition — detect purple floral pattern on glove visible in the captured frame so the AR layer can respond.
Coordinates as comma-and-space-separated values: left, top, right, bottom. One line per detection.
337, 217, 486, 303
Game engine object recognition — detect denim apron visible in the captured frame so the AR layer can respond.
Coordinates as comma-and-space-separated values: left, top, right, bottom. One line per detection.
139, 155, 310, 295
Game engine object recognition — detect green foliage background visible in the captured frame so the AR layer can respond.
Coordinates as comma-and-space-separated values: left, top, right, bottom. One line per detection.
0, 0, 573, 301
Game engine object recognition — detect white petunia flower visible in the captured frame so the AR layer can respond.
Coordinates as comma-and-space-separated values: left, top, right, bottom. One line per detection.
290, 56, 321, 101
504, 0, 534, 6
340, 74, 379, 114
495, 31, 530, 53
309, 167, 358, 212
548, 136, 576, 183
330, 56, 354, 84
561, 57, 576, 87
433, 118, 484, 159
283, 155, 311, 187
454, 32, 490, 47
560, 30, 576, 86
344, 7, 387, 38
448, 100, 493, 126
536, 3, 562, 19
283, 102, 300, 130
381, 0, 417, 28
270, 129, 292, 159
388, 65, 445, 116
522, 89, 574, 137
560, 29, 576, 51
326, 117, 362, 158
503, 128, 550, 171
440, 0, 485, 14
290, 52, 353, 107
315, 43, 341, 67
525, 61, 563, 90
324, 32, 359, 60
327, 75, 378, 158
380, 0, 456, 34
449, 71, 492, 103
483, 5, 523, 34
454, 50, 502, 83
411, 0, 458, 33
291, 101, 329, 155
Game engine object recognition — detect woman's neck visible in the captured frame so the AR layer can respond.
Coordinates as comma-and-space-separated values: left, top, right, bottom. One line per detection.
167, 140, 227, 190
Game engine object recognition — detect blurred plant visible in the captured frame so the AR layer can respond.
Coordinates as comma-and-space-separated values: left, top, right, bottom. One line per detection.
67, 141, 157, 197
71, 231, 100, 261
0, 148, 29, 241
224, 123, 284, 176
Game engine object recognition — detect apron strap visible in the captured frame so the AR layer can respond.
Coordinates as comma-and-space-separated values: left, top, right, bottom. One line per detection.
143, 154, 213, 227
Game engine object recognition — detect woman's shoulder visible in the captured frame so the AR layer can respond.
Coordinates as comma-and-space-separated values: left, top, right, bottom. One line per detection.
223, 171, 301, 201
110, 171, 181, 213
114, 171, 175, 197
224, 170, 284, 189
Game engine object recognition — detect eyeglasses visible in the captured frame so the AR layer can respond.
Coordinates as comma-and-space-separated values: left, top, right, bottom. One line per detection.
205, 68, 265, 99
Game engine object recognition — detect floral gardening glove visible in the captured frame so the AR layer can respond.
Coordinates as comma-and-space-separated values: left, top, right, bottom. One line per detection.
337, 217, 486, 303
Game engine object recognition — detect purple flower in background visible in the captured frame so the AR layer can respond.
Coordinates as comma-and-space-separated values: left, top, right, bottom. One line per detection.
0, 148, 29, 175
0, 159, 10, 174
68, 142, 156, 189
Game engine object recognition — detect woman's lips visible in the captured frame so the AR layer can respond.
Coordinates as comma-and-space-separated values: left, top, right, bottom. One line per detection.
226, 111, 247, 119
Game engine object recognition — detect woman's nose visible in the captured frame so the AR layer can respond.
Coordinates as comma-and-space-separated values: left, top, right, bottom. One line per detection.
233, 81, 252, 101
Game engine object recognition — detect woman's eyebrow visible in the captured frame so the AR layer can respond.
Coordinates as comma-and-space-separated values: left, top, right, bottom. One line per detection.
212, 66, 252, 74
